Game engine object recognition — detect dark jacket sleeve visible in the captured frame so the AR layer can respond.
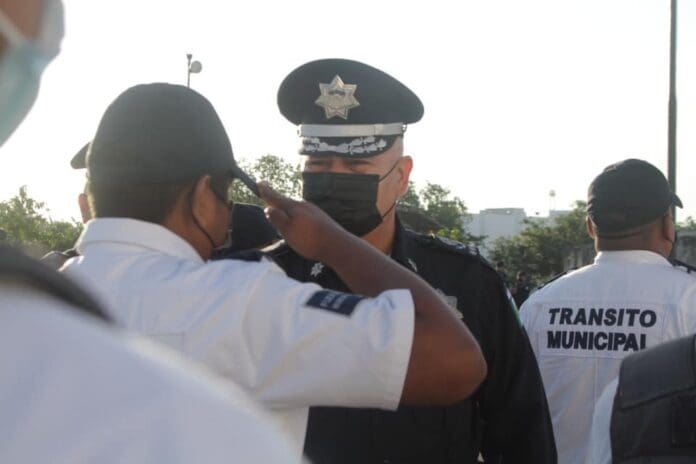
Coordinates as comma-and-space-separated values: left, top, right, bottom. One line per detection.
477, 267, 557, 463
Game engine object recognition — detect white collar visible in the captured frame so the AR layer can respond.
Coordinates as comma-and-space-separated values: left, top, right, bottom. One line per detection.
76, 218, 204, 264
594, 250, 671, 268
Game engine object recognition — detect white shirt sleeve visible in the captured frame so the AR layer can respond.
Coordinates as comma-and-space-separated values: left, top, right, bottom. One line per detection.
244, 260, 414, 410
186, 259, 415, 412
587, 379, 617, 464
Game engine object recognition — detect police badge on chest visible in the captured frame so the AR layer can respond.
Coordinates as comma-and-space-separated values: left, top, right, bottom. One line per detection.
436, 289, 462, 319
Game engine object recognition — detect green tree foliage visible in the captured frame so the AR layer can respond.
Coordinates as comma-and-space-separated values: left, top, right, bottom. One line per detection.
399, 181, 422, 210
0, 186, 83, 256
398, 181, 483, 246
678, 216, 696, 232
229, 155, 302, 207
490, 201, 593, 281
420, 182, 467, 230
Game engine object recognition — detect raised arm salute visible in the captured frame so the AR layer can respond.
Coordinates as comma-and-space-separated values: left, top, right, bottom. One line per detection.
61, 82, 485, 454
261, 182, 485, 404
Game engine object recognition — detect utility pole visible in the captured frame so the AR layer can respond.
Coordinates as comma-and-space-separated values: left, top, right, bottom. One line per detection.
668, 0, 678, 218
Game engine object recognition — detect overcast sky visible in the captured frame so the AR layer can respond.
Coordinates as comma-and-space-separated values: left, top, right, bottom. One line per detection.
2, 0, 695, 222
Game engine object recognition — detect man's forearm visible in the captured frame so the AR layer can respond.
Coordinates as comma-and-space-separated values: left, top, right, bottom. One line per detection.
319, 232, 487, 405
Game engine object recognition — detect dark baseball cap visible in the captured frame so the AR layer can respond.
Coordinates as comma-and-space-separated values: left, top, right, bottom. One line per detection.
87, 83, 258, 196
587, 159, 682, 233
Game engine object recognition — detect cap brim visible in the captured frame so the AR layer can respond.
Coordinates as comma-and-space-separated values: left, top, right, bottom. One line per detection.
672, 193, 683, 208
231, 164, 259, 197
71, 143, 90, 169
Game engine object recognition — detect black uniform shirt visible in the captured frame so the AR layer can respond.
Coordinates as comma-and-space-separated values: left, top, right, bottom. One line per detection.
270, 218, 557, 464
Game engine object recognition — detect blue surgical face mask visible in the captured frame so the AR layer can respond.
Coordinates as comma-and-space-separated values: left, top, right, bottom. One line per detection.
0, 1, 63, 147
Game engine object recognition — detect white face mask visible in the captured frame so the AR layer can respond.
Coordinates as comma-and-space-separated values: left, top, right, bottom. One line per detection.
0, 0, 64, 147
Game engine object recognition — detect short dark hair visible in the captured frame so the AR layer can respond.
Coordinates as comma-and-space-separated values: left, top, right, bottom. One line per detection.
88, 173, 231, 225
593, 210, 669, 241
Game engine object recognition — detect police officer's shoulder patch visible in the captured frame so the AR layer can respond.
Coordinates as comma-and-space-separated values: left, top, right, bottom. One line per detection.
414, 235, 479, 259
305, 290, 365, 316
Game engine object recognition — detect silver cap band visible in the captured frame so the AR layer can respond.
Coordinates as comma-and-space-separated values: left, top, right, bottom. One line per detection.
298, 122, 406, 138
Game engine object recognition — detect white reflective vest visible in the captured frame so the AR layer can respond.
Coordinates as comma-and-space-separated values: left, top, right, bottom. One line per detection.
520, 250, 696, 464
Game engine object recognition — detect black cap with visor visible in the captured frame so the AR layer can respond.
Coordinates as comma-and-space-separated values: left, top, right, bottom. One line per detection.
587, 159, 682, 234
86, 83, 258, 196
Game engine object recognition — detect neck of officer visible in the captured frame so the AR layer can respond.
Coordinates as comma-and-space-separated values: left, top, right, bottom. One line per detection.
594, 219, 671, 259
163, 204, 214, 262
596, 237, 668, 258
361, 207, 397, 255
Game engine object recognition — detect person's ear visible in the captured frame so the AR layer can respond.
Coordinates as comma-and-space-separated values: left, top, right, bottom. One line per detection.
190, 175, 213, 218
78, 193, 91, 223
397, 156, 413, 197
586, 216, 596, 239
662, 213, 675, 244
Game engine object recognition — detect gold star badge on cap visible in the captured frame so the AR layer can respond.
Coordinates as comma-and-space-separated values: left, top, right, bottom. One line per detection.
315, 75, 360, 120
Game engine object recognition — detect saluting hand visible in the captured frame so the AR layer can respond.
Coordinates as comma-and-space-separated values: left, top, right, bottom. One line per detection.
258, 181, 353, 262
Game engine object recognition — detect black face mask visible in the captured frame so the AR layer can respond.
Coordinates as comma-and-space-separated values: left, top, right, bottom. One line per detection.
189, 186, 232, 251
302, 162, 398, 237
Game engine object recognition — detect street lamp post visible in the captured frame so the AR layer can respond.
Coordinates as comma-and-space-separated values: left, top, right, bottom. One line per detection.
186, 53, 202, 88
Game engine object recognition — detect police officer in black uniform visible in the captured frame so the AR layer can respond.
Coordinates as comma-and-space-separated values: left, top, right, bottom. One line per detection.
610, 334, 696, 462
212, 203, 280, 257
269, 58, 556, 464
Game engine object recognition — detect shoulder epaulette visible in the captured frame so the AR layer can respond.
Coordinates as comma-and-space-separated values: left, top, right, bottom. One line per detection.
221, 249, 265, 262
671, 258, 696, 274
536, 269, 574, 290
414, 234, 479, 258
263, 240, 291, 256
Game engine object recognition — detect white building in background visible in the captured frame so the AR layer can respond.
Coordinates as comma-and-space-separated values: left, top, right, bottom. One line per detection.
467, 208, 570, 258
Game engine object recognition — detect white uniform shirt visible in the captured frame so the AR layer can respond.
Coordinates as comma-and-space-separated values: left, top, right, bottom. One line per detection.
62, 218, 415, 450
0, 281, 299, 463
586, 379, 617, 464
519, 250, 696, 464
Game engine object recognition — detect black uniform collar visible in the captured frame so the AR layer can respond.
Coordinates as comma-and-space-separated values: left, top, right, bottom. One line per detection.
391, 215, 418, 273
304, 216, 417, 280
